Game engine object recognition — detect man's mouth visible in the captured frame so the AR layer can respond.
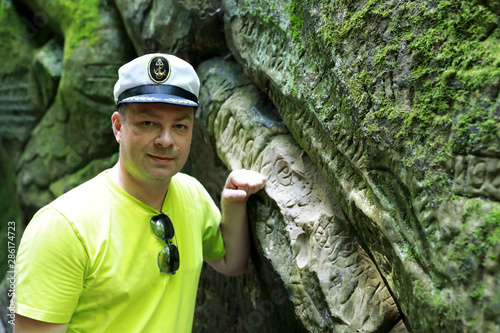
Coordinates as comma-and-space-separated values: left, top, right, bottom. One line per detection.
148, 154, 174, 164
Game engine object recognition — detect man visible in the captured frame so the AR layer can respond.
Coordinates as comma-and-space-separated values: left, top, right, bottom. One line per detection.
14, 54, 266, 332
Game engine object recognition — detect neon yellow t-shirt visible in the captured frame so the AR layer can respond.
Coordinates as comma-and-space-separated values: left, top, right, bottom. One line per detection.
15, 170, 225, 332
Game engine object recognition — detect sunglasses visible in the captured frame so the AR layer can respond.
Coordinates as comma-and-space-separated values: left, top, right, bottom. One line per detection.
150, 213, 180, 274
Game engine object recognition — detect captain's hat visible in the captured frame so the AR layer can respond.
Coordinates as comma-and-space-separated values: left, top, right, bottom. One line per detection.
114, 54, 199, 107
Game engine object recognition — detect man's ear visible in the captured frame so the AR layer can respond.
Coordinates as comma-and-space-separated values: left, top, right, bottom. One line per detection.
111, 112, 122, 143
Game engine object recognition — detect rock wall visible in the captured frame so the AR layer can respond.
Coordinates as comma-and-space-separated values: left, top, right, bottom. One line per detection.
1, 0, 499, 332
220, 1, 500, 331
189, 58, 401, 331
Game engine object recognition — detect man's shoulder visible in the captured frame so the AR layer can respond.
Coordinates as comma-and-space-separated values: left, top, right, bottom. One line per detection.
50, 171, 110, 213
25, 172, 112, 238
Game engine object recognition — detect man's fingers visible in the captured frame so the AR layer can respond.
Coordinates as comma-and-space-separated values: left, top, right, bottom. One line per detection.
224, 170, 266, 201
222, 188, 248, 202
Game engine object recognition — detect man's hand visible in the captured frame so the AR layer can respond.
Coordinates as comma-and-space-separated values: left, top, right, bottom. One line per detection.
206, 169, 266, 276
222, 169, 267, 203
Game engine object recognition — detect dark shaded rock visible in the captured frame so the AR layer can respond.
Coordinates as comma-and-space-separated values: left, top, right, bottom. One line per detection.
0, 0, 56, 164
114, 0, 228, 64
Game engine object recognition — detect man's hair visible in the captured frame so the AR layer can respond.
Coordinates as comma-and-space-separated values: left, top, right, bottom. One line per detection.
117, 103, 128, 122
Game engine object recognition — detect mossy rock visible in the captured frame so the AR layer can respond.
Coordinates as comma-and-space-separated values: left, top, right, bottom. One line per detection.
222, 0, 500, 331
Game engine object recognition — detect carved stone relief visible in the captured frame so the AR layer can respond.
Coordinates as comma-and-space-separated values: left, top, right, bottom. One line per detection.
197, 57, 404, 332
454, 155, 500, 201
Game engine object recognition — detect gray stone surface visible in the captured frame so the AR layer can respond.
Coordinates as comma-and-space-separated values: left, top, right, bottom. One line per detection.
188, 60, 308, 332
114, 0, 228, 63
195, 57, 402, 331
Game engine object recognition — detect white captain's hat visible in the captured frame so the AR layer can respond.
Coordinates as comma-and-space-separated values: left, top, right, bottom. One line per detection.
114, 53, 200, 107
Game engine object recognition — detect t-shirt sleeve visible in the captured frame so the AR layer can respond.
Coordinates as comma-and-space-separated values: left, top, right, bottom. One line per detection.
15, 205, 87, 323
191, 179, 226, 261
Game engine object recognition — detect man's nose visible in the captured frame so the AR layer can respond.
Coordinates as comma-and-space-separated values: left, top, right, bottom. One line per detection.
155, 128, 174, 148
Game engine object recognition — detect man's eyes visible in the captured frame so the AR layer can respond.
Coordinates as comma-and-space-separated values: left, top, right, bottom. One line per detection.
139, 121, 188, 130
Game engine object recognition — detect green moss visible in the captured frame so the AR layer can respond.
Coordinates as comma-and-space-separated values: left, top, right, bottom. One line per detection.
463, 200, 482, 219
303, 0, 499, 191
286, 1, 305, 44
2, 0, 102, 58
243, 0, 280, 29
483, 209, 500, 246
0, 0, 34, 74
470, 283, 485, 300
60, 0, 102, 56
413, 278, 460, 327
450, 204, 500, 284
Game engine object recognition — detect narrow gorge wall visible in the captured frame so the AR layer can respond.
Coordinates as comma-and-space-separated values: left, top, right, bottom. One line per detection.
1, 0, 498, 332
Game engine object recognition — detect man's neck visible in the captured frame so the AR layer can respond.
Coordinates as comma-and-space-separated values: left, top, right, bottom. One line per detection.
109, 163, 169, 212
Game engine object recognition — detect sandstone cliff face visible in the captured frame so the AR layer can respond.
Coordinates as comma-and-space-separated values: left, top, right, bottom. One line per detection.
1, 0, 499, 332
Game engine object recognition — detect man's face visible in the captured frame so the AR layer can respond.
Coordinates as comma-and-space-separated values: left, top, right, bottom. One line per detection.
112, 102, 194, 186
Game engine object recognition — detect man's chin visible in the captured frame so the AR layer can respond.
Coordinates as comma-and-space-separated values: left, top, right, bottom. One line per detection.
144, 168, 178, 183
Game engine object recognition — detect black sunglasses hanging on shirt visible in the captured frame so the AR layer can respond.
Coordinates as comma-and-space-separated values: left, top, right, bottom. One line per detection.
150, 213, 180, 274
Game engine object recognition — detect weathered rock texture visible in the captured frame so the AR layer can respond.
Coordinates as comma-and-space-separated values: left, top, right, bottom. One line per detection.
190, 58, 401, 331
114, 0, 228, 63
1, 0, 499, 332
221, 1, 500, 331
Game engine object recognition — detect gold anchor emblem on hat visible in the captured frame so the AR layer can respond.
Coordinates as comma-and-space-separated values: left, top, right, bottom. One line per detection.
154, 59, 166, 79
148, 56, 170, 83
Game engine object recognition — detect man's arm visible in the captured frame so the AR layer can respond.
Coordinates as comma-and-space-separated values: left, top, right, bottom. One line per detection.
14, 315, 67, 333
206, 169, 266, 276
